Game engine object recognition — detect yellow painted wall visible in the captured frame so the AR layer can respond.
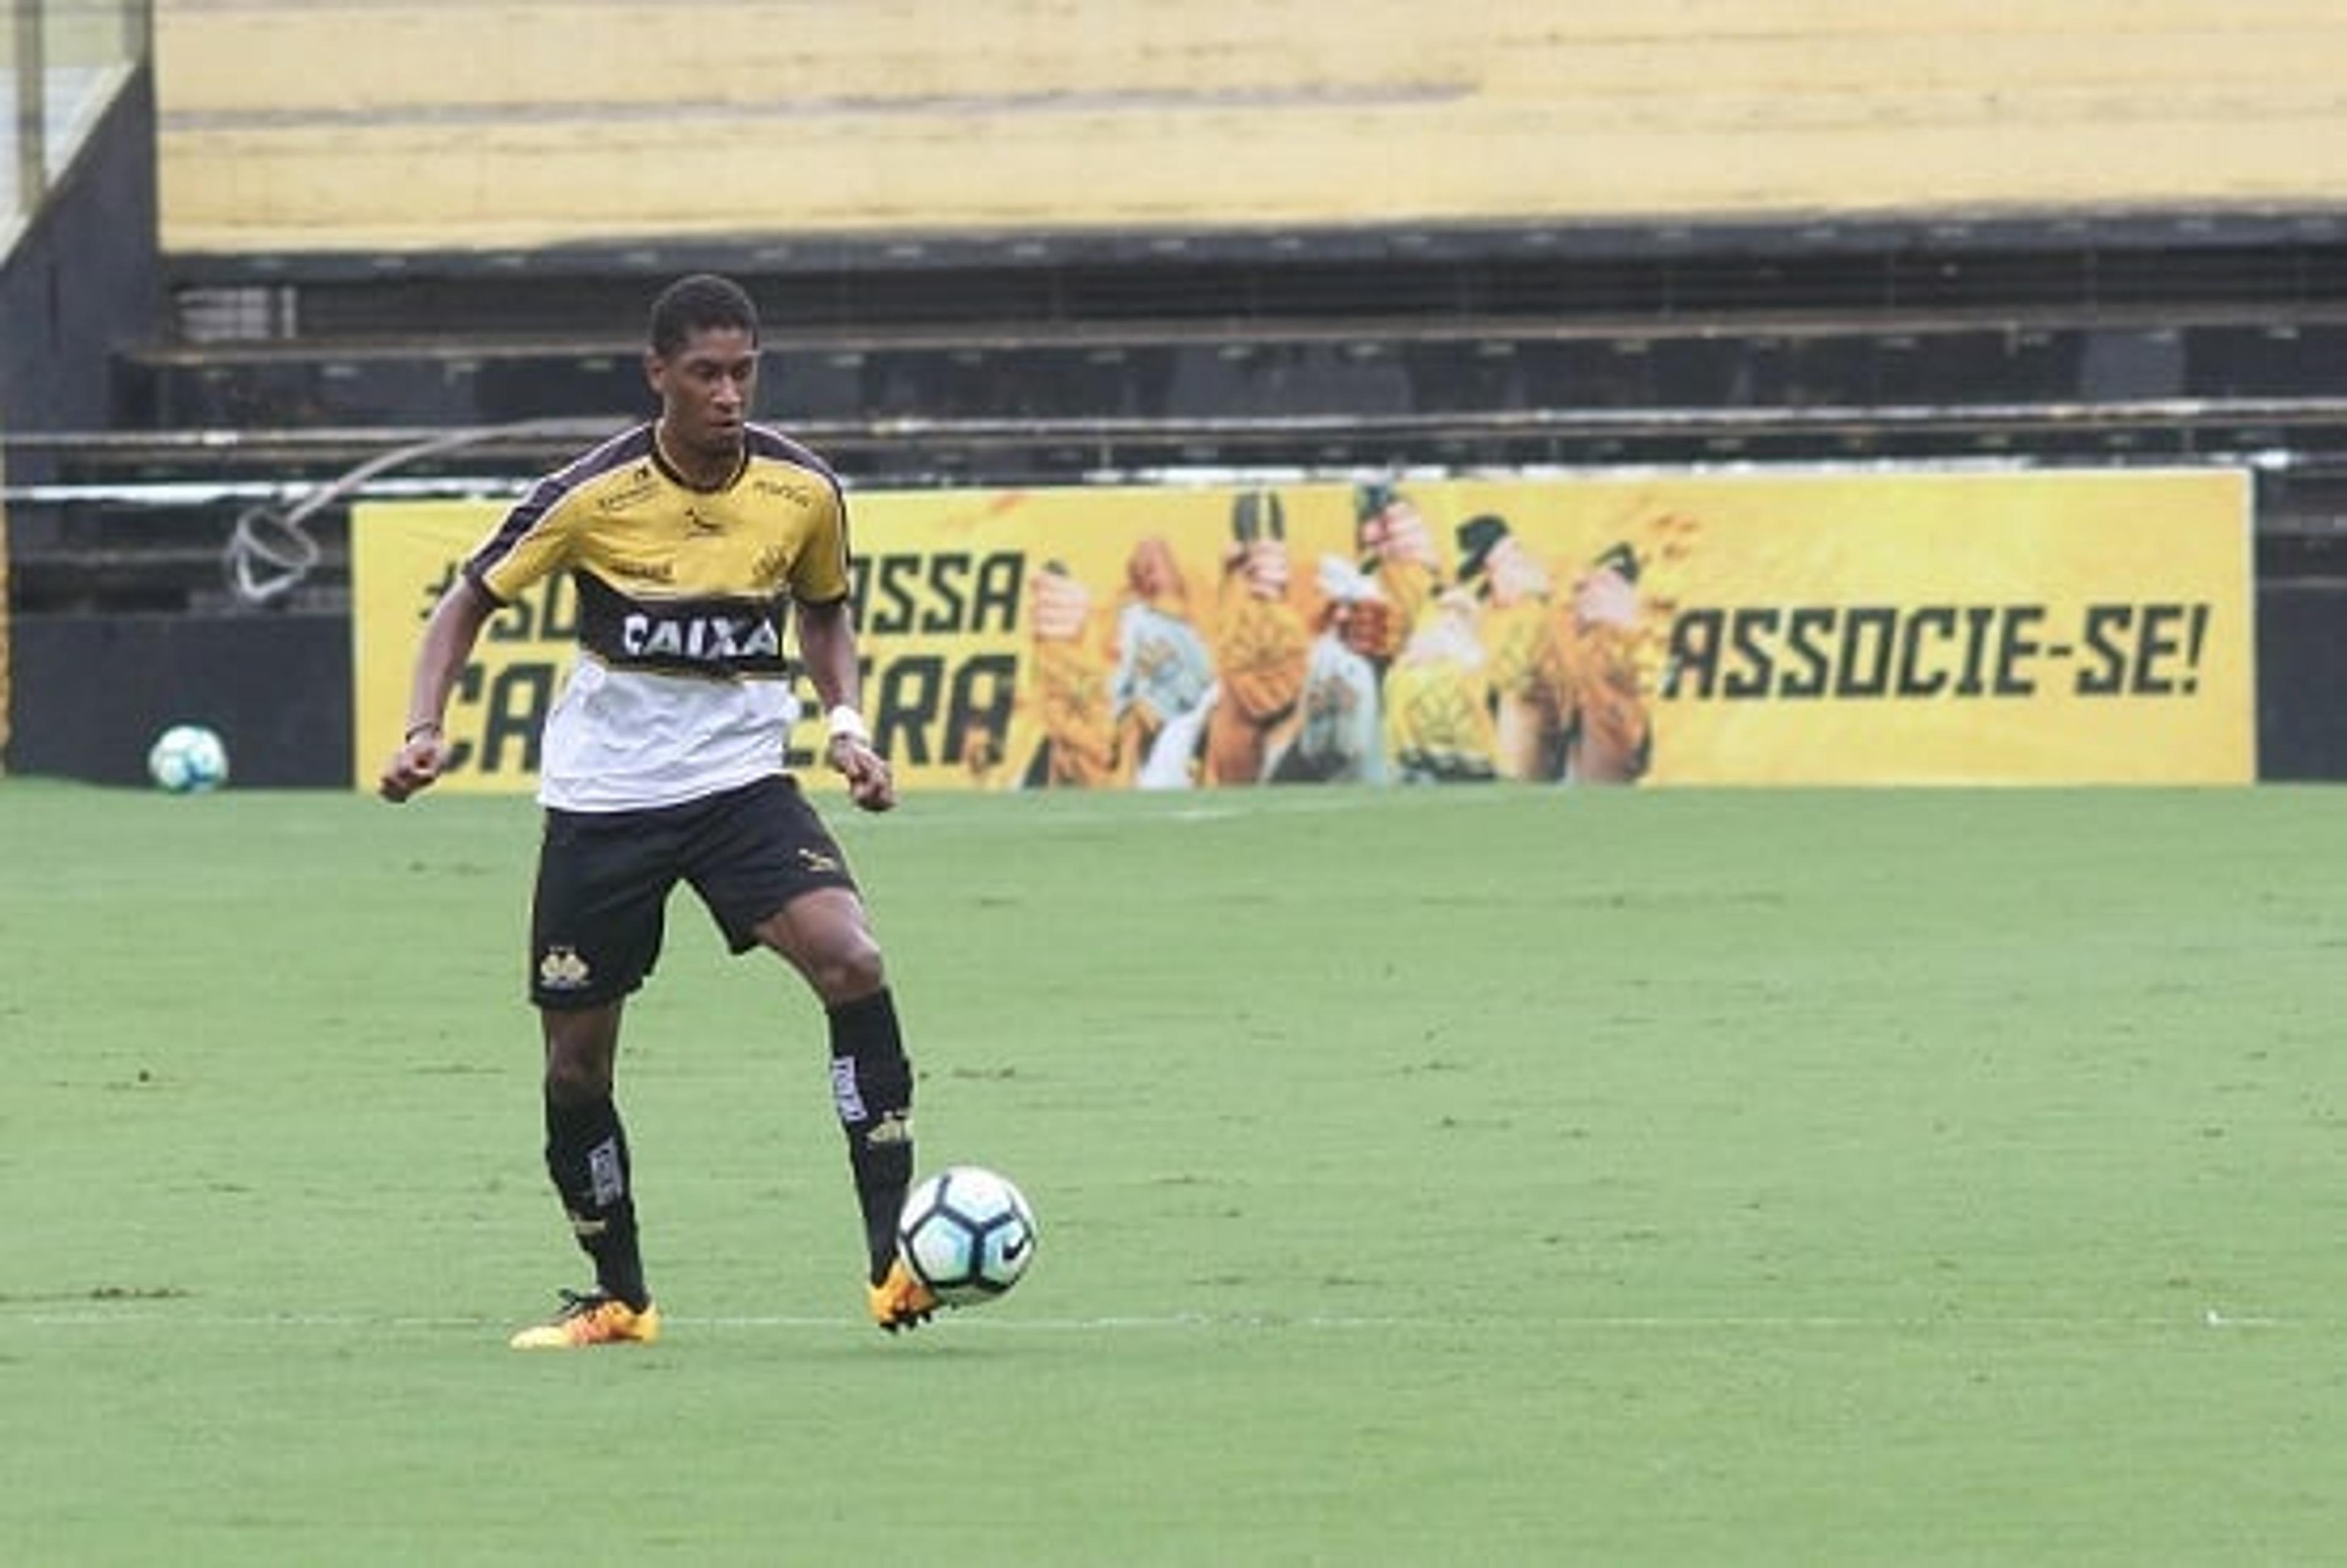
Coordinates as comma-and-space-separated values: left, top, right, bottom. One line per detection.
156, 1, 2347, 252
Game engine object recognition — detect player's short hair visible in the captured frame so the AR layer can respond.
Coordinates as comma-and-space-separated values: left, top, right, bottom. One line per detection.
648, 273, 760, 357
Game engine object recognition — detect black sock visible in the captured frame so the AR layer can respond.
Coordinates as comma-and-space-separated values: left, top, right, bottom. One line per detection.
827, 988, 916, 1285
543, 1091, 649, 1310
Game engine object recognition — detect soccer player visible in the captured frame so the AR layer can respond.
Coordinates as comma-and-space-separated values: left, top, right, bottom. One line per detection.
378, 273, 937, 1346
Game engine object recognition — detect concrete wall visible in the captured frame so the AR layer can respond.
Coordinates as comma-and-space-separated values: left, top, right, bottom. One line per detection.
0, 63, 161, 478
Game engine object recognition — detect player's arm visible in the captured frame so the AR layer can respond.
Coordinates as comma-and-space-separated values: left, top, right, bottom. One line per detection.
796, 595, 894, 813
379, 576, 498, 803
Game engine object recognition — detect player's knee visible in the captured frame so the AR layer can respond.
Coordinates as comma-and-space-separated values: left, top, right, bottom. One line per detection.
540, 1012, 619, 1104
807, 932, 886, 1005
542, 1052, 612, 1105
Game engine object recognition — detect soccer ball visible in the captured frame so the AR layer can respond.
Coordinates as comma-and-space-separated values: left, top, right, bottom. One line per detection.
147, 724, 230, 794
897, 1165, 1037, 1306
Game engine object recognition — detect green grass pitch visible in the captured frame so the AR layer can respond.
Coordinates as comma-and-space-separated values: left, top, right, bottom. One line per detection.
2, 779, 2341, 1564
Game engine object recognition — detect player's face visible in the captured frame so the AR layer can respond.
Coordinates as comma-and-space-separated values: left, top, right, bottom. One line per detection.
648, 326, 760, 461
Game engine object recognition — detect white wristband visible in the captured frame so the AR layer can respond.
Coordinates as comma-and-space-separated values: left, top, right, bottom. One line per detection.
825, 704, 870, 746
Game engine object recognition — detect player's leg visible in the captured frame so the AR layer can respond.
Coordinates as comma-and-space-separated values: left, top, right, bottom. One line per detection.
686, 776, 929, 1328
750, 873, 915, 1280
754, 884, 909, 1261
534, 1000, 653, 1306
752, 887, 933, 1331
510, 806, 675, 1349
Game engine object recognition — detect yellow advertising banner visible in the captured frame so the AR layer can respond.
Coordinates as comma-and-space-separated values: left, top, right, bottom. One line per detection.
352, 466, 2254, 793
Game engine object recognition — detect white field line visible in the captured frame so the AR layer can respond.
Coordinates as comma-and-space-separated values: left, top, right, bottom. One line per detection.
0, 1308, 2295, 1332
854, 785, 1523, 834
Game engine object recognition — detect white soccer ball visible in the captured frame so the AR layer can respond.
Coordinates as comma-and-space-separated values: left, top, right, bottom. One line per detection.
897, 1165, 1038, 1306
147, 724, 230, 794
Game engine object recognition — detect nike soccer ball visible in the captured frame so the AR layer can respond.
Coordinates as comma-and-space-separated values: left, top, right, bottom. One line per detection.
897, 1165, 1037, 1305
147, 724, 230, 794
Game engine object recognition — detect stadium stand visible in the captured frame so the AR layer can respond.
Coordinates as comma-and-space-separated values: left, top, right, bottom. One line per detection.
154, 0, 2347, 250
123, 0, 2347, 482
6, 0, 2346, 633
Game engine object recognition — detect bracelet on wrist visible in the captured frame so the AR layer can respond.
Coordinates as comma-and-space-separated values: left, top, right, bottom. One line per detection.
403, 720, 444, 744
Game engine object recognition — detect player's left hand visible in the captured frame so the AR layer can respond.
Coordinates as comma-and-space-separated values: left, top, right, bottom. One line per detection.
828, 735, 897, 812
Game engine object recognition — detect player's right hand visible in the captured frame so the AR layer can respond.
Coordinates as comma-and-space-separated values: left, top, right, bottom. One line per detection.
378, 730, 447, 802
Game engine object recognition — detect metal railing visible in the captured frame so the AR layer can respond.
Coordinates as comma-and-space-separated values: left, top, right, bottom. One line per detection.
10, 399, 2347, 614
9, 395, 2347, 474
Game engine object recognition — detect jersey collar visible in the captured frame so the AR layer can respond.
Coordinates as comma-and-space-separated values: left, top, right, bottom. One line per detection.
651, 423, 750, 494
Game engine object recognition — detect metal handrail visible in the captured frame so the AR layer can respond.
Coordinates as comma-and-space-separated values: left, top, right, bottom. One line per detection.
10, 395, 2347, 457
117, 302, 2347, 364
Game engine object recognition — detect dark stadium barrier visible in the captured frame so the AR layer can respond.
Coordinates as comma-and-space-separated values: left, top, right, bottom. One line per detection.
8, 610, 350, 787
2256, 579, 2347, 782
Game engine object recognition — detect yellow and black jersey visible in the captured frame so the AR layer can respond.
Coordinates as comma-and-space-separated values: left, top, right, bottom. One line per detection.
463, 422, 849, 811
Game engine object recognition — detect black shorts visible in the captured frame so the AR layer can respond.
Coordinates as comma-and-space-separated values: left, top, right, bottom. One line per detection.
528, 774, 860, 1009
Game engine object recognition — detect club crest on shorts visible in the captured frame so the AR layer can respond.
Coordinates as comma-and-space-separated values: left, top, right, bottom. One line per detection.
538, 945, 593, 991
